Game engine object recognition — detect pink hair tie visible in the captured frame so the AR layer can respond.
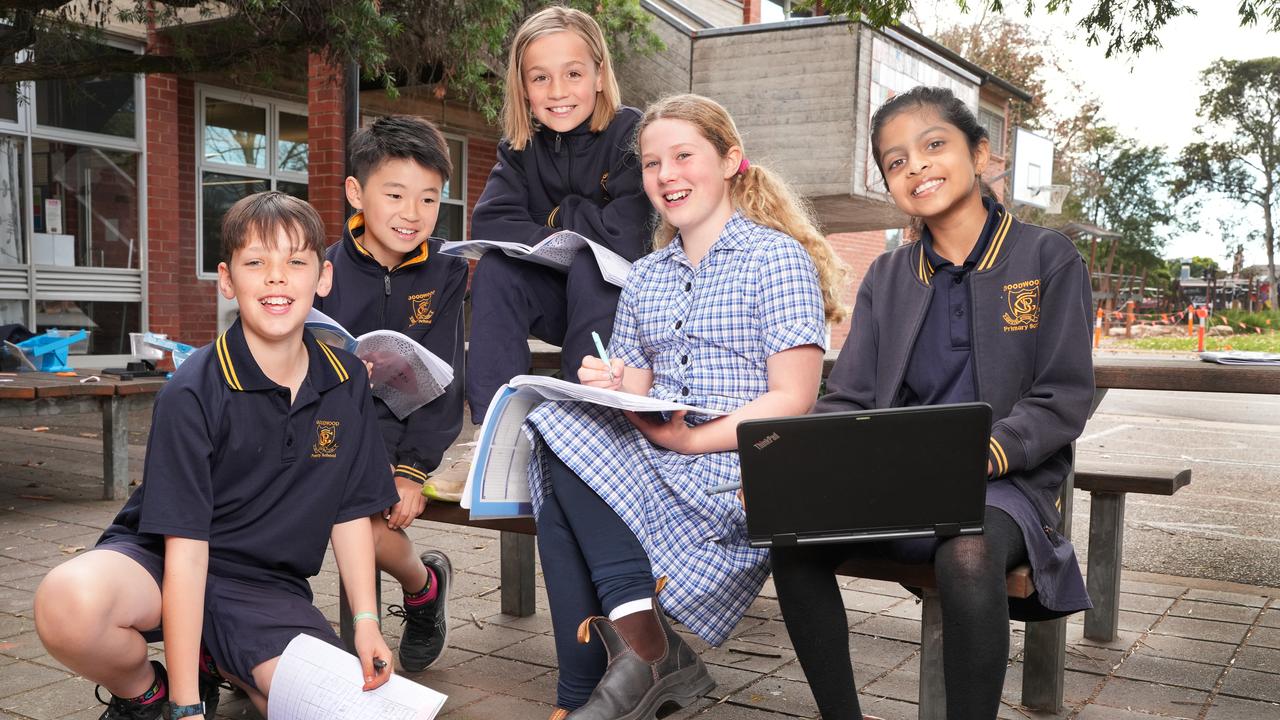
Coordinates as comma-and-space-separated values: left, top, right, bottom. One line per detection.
737, 157, 750, 175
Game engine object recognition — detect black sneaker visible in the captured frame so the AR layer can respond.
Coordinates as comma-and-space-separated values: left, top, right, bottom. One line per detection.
388, 549, 452, 672
95, 661, 167, 720
199, 665, 231, 717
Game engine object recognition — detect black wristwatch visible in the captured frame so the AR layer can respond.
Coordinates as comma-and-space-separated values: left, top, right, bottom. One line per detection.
169, 702, 204, 720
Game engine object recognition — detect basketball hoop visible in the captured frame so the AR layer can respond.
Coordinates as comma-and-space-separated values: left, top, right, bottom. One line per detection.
1031, 184, 1071, 215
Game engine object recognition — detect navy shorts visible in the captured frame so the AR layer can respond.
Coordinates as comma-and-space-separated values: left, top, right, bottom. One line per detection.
94, 540, 343, 690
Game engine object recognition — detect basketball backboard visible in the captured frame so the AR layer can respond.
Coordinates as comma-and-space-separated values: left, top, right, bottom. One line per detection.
1011, 127, 1055, 209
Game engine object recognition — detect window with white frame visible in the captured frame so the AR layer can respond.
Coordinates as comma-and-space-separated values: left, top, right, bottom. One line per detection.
979, 105, 1007, 157
359, 115, 467, 241
198, 89, 308, 276
0, 42, 146, 359
436, 134, 466, 241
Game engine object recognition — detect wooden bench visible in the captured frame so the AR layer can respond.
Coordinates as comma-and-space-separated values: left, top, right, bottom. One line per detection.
1073, 459, 1191, 642
339, 353, 1265, 714
0, 371, 165, 500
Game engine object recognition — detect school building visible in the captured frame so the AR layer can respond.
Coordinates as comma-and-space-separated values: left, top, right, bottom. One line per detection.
0, 0, 1025, 364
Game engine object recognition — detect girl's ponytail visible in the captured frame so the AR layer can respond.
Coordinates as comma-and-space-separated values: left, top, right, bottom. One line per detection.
732, 164, 849, 325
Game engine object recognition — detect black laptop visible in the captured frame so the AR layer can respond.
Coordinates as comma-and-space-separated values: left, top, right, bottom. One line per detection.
736, 403, 992, 548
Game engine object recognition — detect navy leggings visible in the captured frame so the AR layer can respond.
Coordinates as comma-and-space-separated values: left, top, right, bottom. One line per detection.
537, 449, 655, 710
466, 251, 621, 423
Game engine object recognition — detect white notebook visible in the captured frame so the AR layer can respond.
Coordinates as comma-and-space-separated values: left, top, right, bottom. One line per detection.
461, 375, 726, 518
440, 230, 633, 287
267, 634, 447, 720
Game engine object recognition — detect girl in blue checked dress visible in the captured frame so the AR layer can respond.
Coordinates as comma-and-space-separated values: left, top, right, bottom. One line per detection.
523, 94, 849, 720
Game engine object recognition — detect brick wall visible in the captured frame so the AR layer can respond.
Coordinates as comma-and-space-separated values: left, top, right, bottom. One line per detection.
466, 135, 497, 239
308, 53, 348, 245
176, 79, 218, 345
143, 28, 181, 340
827, 229, 895, 349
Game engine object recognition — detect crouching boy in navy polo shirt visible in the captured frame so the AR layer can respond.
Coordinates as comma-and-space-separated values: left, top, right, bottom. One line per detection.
312, 115, 467, 673
34, 192, 399, 720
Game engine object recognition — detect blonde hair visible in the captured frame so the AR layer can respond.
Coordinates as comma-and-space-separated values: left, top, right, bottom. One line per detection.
502, 6, 622, 151
637, 94, 850, 324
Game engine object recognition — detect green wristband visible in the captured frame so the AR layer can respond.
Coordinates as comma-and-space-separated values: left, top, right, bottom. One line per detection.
353, 611, 380, 626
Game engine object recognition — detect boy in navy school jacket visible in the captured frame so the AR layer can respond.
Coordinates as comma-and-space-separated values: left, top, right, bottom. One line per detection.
34, 191, 397, 720
313, 115, 468, 673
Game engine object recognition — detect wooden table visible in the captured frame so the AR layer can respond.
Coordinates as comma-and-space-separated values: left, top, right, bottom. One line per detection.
0, 371, 166, 500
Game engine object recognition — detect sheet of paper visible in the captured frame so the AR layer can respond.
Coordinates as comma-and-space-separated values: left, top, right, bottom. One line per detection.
508, 374, 727, 415
1200, 350, 1280, 366
267, 634, 447, 720
356, 332, 454, 419
439, 232, 632, 287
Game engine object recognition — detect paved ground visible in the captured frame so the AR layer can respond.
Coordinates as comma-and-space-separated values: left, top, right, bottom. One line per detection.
1076, 388, 1280, 588
2, 397, 1279, 719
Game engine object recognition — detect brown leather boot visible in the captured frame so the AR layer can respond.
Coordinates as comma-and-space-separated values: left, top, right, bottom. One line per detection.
565, 605, 714, 720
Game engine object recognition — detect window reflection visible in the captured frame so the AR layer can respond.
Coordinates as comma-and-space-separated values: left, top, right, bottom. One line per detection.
204, 98, 267, 169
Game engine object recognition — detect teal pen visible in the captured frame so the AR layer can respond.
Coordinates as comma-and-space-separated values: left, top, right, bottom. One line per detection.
591, 331, 616, 382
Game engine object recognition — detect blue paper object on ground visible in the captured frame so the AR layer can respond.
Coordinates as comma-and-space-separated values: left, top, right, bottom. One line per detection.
16, 329, 88, 372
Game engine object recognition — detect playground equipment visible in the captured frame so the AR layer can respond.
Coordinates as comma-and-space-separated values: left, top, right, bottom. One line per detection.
15, 329, 88, 372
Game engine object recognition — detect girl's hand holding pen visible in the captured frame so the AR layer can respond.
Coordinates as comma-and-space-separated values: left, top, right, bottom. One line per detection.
579, 355, 625, 390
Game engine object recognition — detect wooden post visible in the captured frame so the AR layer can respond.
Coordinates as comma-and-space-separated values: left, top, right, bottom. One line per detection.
1022, 442, 1075, 711
1125, 300, 1134, 339
101, 395, 130, 500
501, 531, 537, 617
918, 589, 946, 719
1085, 492, 1126, 641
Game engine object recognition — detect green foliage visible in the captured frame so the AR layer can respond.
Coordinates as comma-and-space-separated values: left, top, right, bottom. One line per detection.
1174, 57, 1280, 304
810, 0, 1280, 57
1064, 125, 1180, 274
1126, 332, 1280, 353
930, 17, 1053, 131
1166, 256, 1220, 279
1214, 308, 1280, 334
0, 1, 662, 123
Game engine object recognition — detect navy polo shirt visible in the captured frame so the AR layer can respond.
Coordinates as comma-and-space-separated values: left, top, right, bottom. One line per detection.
903, 200, 1004, 406
99, 319, 397, 599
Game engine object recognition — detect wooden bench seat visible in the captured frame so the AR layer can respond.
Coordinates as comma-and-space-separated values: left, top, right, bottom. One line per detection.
1071, 458, 1191, 642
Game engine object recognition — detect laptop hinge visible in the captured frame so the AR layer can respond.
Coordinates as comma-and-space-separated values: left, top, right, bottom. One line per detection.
933, 523, 962, 538
773, 533, 799, 547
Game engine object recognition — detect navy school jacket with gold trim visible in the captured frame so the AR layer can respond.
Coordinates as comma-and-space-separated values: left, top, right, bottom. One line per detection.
314, 212, 468, 482
817, 210, 1095, 533
471, 106, 651, 261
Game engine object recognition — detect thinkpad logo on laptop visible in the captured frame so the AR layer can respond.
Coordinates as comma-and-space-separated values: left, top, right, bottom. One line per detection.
753, 432, 781, 451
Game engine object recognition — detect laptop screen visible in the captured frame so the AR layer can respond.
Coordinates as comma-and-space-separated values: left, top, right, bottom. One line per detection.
736, 403, 992, 547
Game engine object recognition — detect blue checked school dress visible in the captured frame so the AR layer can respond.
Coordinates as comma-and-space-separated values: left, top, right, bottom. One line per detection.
524, 212, 828, 645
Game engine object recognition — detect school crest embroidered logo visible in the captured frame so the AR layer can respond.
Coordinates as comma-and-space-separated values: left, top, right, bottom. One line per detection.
1002, 279, 1041, 332
312, 420, 340, 458
408, 291, 435, 327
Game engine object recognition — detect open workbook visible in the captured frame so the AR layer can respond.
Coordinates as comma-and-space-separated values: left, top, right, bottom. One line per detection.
461, 375, 727, 518
305, 309, 454, 420
267, 634, 447, 720
439, 230, 632, 287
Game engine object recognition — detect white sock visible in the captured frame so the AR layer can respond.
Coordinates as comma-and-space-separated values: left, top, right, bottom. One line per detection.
607, 598, 654, 621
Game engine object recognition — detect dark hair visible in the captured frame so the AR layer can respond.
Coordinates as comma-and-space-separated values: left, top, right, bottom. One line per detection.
349, 115, 452, 185
221, 191, 327, 264
869, 86, 989, 185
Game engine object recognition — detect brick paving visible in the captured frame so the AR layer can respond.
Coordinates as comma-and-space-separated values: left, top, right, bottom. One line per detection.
1, 402, 1277, 719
